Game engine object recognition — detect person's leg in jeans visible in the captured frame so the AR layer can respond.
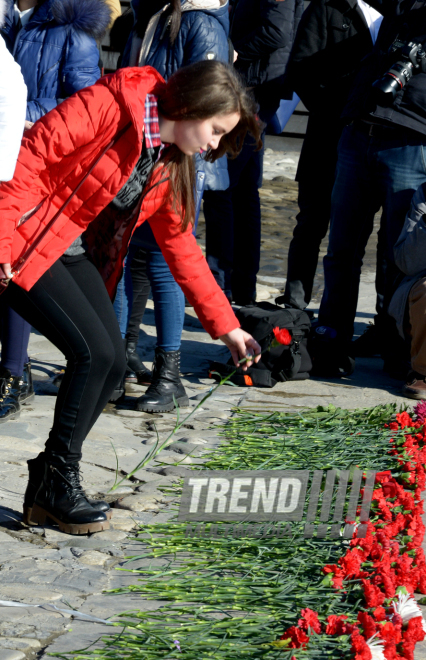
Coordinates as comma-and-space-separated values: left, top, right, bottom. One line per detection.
112, 244, 152, 387
127, 247, 151, 344
0, 305, 31, 375
375, 135, 426, 322
403, 277, 426, 399
135, 247, 188, 412
0, 303, 34, 416
147, 248, 185, 351
113, 243, 140, 339
284, 117, 341, 310
318, 125, 381, 343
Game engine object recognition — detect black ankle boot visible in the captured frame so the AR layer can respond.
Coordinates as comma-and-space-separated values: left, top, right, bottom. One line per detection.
23, 453, 111, 525
125, 341, 152, 385
0, 367, 20, 423
30, 462, 109, 535
18, 361, 35, 404
135, 348, 189, 413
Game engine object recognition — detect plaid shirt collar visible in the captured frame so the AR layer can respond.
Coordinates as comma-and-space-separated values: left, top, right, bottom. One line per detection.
144, 94, 162, 149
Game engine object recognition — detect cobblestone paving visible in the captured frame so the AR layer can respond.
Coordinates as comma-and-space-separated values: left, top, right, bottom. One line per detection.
0, 136, 425, 659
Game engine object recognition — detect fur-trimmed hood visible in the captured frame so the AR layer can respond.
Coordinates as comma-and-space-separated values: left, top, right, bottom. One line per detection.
51, 0, 111, 38
1, 0, 111, 38
0, 0, 6, 27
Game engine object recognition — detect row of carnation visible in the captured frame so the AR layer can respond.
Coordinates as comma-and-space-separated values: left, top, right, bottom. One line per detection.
278, 408, 426, 660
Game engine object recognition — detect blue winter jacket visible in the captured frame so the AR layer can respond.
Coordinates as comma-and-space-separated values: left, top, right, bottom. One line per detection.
122, 0, 230, 191
1, 0, 111, 122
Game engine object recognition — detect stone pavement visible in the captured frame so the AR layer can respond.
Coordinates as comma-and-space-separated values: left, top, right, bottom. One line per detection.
0, 135, 424, 659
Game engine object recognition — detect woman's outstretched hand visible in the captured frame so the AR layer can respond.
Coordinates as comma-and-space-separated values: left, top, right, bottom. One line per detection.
218, 328, 261, 370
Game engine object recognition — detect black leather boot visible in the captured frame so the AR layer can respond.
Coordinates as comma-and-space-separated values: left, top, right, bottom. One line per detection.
135, 348, 189, 413
30, 462, 110, 535
23, 452, 111, 525
125, 341, 152, 385
0, 367, 21, 423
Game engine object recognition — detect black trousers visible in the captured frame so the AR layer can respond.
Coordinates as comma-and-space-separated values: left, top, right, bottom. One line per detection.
6, 253, 126, 466
283, 115, 343, 310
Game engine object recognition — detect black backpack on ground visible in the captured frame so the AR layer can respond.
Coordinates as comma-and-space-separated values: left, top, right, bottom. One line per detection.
209, 300, 312, 388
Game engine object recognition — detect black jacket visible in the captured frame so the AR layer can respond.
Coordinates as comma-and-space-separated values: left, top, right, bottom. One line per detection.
342, 0, 426, 134
287, 0, 374, 117
230, 0, 304, 101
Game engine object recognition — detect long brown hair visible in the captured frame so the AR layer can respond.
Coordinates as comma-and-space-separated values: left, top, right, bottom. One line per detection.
155, 60, 262, 231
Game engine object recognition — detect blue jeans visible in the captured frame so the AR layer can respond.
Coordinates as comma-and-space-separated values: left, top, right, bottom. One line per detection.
113, 225, 185, 352
0, 303, 31, 375
318, 124, 426, 343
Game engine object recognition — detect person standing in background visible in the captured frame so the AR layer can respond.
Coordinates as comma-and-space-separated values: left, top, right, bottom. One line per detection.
283, 0, 379, 313
204, 0, 304, 305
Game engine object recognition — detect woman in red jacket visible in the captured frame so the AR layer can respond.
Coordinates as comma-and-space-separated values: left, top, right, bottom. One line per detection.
0, 60, 262, 535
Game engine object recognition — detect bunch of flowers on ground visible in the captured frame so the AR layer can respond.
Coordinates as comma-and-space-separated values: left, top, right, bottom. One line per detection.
279, 408, 426, 660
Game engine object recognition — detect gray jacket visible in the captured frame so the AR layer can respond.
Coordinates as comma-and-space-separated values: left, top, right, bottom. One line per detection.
389, 184, 426, 336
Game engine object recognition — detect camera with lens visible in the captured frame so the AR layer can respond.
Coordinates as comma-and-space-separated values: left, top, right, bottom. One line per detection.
372, 40, 426, 106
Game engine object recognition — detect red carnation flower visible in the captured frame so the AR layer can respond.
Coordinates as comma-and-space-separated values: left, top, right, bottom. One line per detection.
272, 326, 292, 346
326, 614, 352, 635
373, 607, 387, 622
362, 580, 385, 607
357, 612, 376, 640
298, 608, 321, 634
280, 626, 309, 649
351, 630, 373, 660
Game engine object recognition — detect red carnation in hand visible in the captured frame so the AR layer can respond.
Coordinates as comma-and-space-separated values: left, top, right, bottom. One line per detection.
298, 608, 322, 634
272, 326, 292, 346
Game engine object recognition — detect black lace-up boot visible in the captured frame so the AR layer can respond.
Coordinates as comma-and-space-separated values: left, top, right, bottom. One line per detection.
135, 348, 189, 413
23, 452, 111, 525
0, 366, 20, 423
125, 341, 152, 385
30, 462, 110, 535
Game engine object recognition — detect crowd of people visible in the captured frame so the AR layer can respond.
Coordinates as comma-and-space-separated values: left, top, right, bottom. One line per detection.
1, 0, 426, 533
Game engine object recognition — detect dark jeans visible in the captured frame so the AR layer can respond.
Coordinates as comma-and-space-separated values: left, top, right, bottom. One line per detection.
318, 124, 426, 342
127, 247, 151, 344
6, 253, 126, 466
204, 102, 278, 302
0, 304, 31, 375
284, 116, 343, 310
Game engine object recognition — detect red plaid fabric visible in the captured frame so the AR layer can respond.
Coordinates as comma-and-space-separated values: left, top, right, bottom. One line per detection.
144, 94, 162, 149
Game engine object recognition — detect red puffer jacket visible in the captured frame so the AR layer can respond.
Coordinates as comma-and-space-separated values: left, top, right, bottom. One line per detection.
0, 66, 239, 339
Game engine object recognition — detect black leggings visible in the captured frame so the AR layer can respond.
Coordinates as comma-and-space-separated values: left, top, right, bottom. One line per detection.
6, 254, 126, 466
